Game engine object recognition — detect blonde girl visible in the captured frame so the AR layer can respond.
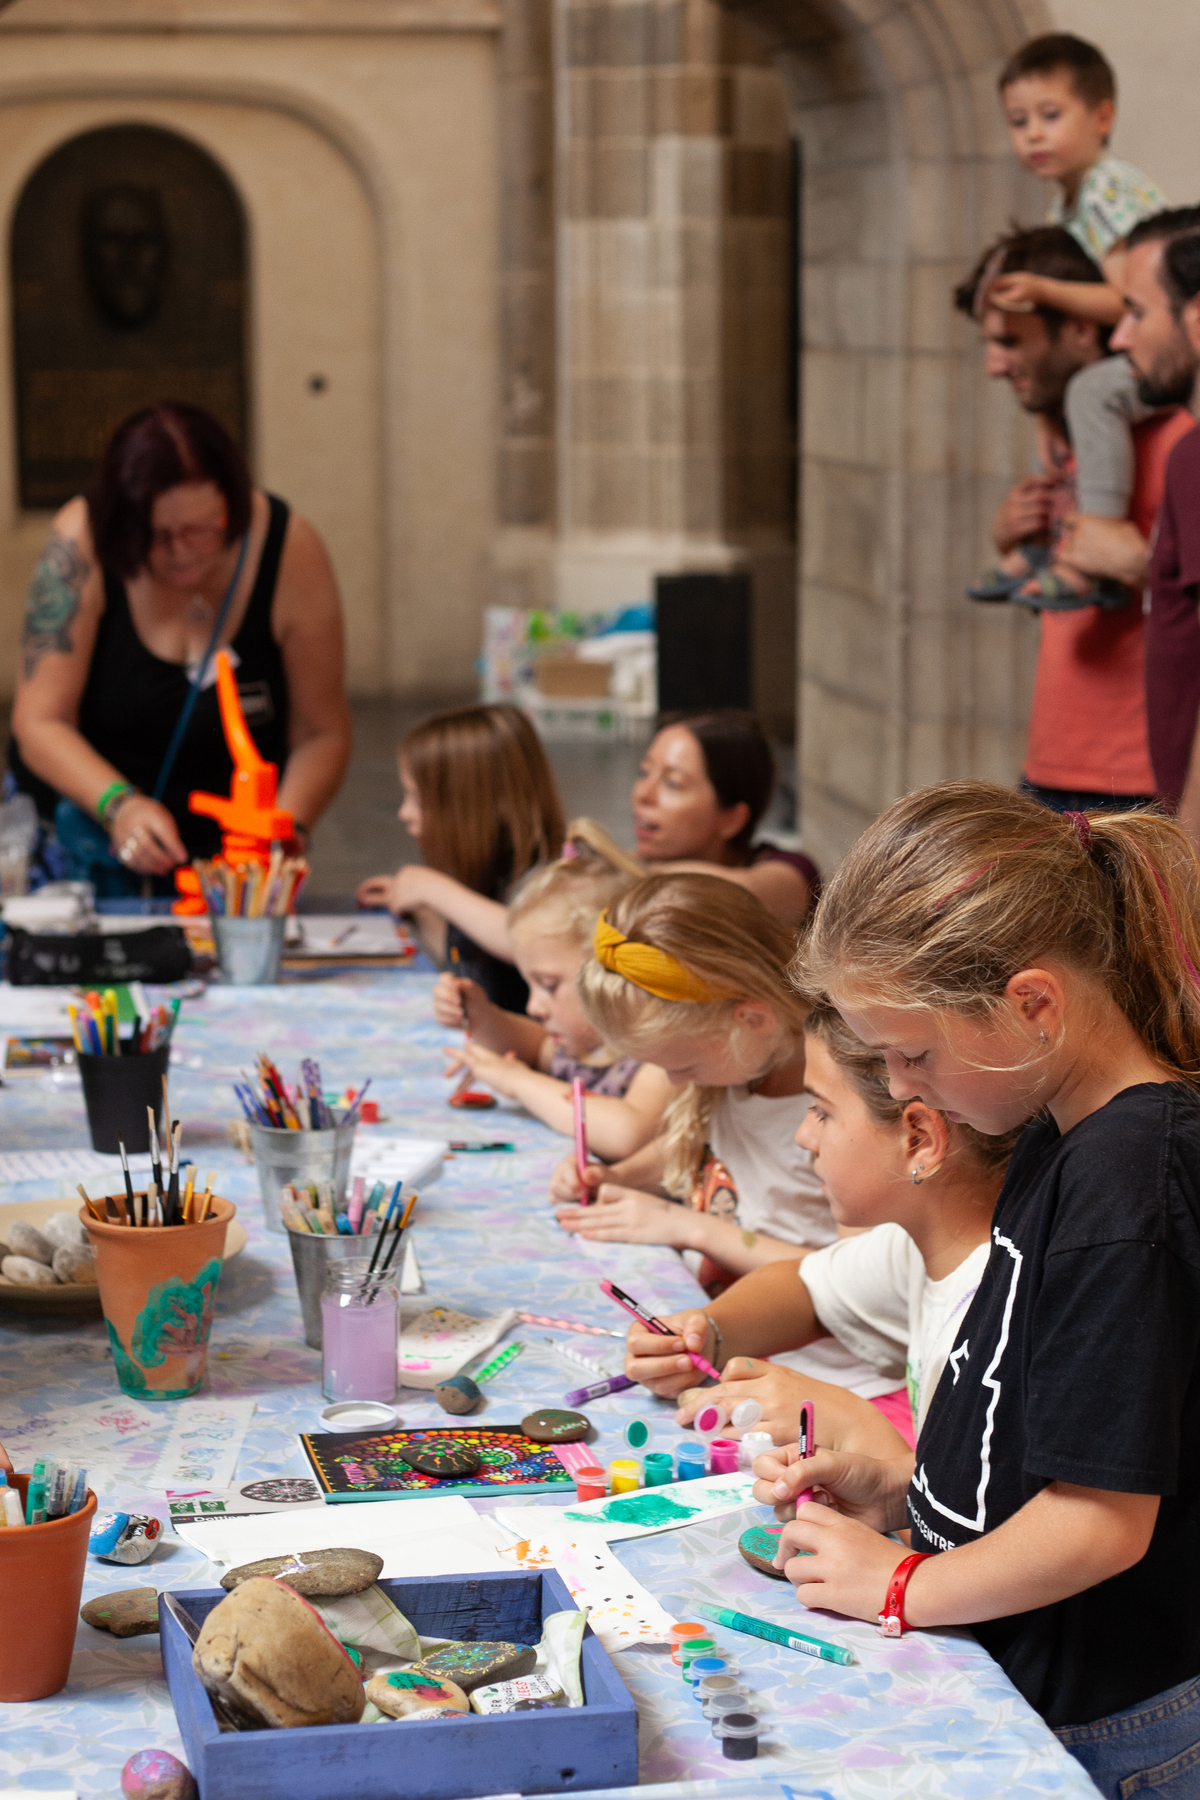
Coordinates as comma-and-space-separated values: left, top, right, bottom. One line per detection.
434, 822, 673, 1158
553, 874, 858, 1330
626, 1003, 1019, 1451
754, 781, 1200, 1797
357, 703, 564, 1011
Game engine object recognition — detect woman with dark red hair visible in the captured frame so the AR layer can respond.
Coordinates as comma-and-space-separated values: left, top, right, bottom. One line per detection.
9, 402, 352, 895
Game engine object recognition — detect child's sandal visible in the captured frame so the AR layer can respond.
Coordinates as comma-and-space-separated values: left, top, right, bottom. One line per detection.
1011, 570, 1132, 614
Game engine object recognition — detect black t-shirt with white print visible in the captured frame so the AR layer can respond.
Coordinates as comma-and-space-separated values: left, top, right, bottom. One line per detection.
909, 1082, 1200, 1730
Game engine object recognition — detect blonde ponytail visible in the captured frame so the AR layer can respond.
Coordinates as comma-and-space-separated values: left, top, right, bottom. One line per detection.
796, 782, 1200, 1092
507, 818, 639, 947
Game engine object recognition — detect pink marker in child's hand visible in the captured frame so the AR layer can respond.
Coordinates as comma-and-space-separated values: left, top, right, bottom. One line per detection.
572, 1077, 591, 1203
599, 1279, 723, 1382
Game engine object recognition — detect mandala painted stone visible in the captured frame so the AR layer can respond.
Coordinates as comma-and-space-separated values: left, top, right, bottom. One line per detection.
737, 1522, 788, 1578
392, 1443, 482, 1477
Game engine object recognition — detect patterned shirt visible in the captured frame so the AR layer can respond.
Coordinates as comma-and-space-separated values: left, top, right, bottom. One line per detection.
1048, 154, 1169, 264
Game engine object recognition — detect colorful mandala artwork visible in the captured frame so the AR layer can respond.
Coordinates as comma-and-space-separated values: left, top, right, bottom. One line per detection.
238, 1478, 322, 1504
300, 1425, 575, 1499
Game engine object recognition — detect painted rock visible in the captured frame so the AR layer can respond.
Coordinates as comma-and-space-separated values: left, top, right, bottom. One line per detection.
1, 1254, 57, 1285
90, 1511, 163, 1565
413, 1641, 537, 1693
737, 1523, 789, 1579
471, 1673, 566, 1714
448, 1090, 497, 1110
394, 1444, 481, 1477
192, 1576, 365, 1729
81, 1587, 161, 1637
221, 1546, 383, 1597
121, 1748, 198, 1800
365, 1669, 470, 1719
6, 1220, 53, 1264
434, 1375, 483, 1415
521, 1407, 590, 1445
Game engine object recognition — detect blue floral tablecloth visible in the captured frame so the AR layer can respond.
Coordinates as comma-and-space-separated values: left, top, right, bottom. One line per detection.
0, 969, 1098, 1799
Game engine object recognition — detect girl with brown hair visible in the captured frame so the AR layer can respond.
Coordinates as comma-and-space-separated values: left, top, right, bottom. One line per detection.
357, 703, 564, 1010
749, 780, 1200, 1797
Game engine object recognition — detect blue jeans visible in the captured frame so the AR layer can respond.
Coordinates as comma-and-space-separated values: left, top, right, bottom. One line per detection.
1019, 779, 1156, 816
1056, 1673, 1200, 1798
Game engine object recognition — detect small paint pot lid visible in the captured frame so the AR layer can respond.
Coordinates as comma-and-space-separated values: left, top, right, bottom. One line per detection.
730, 1397, 763, 1431
623, 1417, 652, 1449
319, 1401, 399, 1432
690, 1658, 726, 1678
715, 1712, 759, 1738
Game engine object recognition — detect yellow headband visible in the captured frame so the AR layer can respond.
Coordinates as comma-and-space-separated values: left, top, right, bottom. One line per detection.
593, 914, 731, 1005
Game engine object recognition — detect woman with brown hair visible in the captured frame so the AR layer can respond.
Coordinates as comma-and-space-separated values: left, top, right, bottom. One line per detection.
8, 401, 351, 896
356, 703, 564, 1010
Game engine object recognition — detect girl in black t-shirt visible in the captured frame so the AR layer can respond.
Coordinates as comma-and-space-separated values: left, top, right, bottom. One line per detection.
751, 780, 1200, 1799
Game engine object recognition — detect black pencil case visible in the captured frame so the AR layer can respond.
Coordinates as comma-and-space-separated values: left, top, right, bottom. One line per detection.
4, 925, 193, 986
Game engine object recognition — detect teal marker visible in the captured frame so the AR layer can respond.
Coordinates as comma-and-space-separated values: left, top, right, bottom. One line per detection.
696, 1602, 857, 1666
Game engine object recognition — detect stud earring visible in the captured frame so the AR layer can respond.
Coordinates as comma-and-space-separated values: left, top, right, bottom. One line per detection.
1039, 1030, 1048, 1043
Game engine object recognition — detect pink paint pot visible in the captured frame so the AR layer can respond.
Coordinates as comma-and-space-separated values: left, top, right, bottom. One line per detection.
708, 1438, 740, 1475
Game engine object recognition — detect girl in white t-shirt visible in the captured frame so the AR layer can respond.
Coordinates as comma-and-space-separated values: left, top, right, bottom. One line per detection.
551, 873, 836, 1291
623, 1003, 1018, 1448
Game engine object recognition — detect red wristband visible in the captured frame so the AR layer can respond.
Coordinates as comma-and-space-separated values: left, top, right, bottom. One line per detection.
877, 1551, 933, 1638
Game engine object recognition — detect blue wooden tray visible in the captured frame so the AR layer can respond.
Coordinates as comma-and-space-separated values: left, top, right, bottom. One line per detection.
160, 1568, 639, 1799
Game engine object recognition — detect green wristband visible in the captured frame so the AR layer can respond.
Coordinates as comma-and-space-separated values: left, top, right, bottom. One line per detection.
96, 780, 135, 827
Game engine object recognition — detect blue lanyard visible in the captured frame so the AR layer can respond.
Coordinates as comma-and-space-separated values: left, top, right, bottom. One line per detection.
151, 530, 252, 803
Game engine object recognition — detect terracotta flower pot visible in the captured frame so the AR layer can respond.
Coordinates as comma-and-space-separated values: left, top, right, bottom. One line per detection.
81, 1197, 235, 1401
0, 1472, 97, 1701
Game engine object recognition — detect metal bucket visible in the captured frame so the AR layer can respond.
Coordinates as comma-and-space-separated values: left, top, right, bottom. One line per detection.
213, 915, 287, 985
249, 1120, 356, 1234
287, 1227, 369, 1350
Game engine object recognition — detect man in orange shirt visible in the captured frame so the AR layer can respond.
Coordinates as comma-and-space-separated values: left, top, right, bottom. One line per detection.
955, 226, 1191, 812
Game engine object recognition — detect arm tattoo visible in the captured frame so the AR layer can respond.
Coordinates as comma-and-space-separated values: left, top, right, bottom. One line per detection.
22, 530, 89, 680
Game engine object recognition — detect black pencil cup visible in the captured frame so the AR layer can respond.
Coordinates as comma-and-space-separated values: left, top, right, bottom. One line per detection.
78, 1045, 171, 1153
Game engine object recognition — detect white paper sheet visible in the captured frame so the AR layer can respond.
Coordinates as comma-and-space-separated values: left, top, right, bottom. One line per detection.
286, 915, 416, 958
146, 1398, 257, 1493
173, 1492, 511, 1577
0, 1396, 163, 1492
0, 1148, 153, 1184
0, 983, 76, 1032
349, 1137, 448, 1192
496, 1471, 759, 1542
499, 1521, 675, 1651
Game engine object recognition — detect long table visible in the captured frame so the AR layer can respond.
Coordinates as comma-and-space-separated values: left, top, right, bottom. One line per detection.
0, 968, 1098, 1798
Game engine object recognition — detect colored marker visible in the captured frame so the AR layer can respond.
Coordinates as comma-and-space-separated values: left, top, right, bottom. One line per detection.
449, 1142, 515, 1153
475, 1342, 524, 1384
695, 1603, 856, 1666
572, 1076, 591, 1202
599, 1279, 721, 1383
564, 1373, 636, 1404
797, 1398, 815, 1506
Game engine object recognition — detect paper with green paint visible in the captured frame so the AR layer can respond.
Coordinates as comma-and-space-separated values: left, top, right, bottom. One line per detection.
495, 1470, 758, 1542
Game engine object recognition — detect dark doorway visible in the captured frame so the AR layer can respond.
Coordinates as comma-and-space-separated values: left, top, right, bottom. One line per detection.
10, 123, 247, 509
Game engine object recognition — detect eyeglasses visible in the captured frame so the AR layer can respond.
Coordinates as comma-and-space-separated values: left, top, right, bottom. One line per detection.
148, 518, 227, 554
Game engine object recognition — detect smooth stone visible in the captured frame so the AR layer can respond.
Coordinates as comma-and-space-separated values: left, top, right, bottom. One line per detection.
81, 1587, 161, 1637
471, 1673, 566, 1714
42, 1211, 90, 1251
192, 1577, 364, 1729
1, 1254, 58, 1285
365, 1669, 469, 1719
6, 1220, 53, 1264
737, 1523, 789, 1579
413, 1641, 536, 1694
521, 1407, 590, 1445
394, 1444, 481, 1477
121, 1748, 198, 1800
434, 1375, 482, 1415
447, 1090, 497, 1110
53, 1244, 96, 1283
221, 1546, 383, 1597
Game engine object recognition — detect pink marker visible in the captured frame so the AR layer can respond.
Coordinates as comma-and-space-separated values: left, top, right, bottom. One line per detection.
572, 1076, 591, 1203
599, 1278, 722, 1383
797, 1398, 815, 1506
348, 1176, 365, 1235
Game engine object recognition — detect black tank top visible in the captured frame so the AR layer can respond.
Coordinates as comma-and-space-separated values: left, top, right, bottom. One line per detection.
74, 496, 291, 859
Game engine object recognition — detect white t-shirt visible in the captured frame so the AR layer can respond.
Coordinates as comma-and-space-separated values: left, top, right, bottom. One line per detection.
798, 1224, 990, 1431
689, 1088, 894, 1397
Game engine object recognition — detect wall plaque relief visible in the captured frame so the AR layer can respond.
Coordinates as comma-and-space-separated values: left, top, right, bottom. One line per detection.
11, 123, 247, 509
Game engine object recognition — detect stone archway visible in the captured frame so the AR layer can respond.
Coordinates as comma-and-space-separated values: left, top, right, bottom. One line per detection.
719, 0, 1052, 864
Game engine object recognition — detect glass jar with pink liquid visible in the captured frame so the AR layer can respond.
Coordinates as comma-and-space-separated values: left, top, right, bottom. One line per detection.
321, 1260, 398, 1403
